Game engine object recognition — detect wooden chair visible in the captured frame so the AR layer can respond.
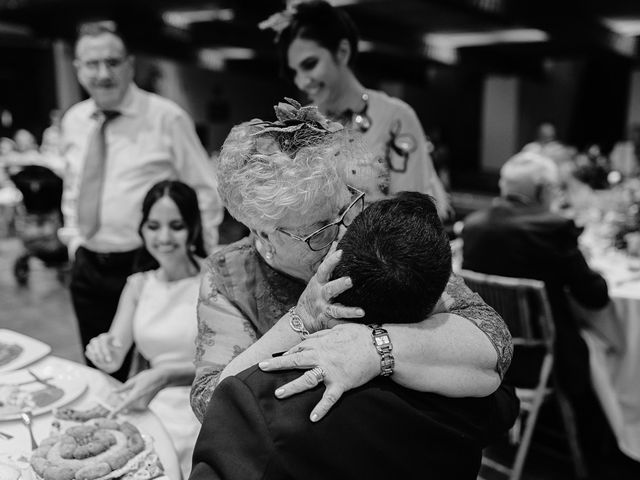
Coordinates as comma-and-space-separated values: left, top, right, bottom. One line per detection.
459, 269, 588, 480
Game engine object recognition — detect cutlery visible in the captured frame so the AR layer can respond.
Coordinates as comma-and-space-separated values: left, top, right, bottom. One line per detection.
20, 410, 38, 450
27, 369, 55, 388
0, 430, 13, 440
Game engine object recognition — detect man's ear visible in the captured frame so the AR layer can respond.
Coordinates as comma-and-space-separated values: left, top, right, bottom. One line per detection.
335, 39, 352, 66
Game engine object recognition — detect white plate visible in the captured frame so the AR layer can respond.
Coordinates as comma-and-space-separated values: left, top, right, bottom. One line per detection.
0, 363, 87, 421
0, 330, 51, 374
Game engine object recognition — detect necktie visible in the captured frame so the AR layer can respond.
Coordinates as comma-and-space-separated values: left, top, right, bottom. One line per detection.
77, 110, 120, 238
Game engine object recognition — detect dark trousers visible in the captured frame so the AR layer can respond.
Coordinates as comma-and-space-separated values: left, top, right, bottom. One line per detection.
70, 246, 137, 382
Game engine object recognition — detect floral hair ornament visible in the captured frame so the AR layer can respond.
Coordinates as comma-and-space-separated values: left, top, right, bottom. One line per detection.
258, 0, 309, 41
251, 97, 344, 156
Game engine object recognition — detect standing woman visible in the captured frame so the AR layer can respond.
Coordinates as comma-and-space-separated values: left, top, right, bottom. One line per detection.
261, 0, 452, 217
85, 180, 204, 479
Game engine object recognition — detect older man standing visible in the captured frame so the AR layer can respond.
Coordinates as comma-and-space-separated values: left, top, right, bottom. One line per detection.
461, 151, 611, 469
59, 21, 223, 381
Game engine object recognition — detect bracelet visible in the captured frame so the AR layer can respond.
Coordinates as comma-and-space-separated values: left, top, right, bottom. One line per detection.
368, 324, 395, 376
289, 307, 310, 339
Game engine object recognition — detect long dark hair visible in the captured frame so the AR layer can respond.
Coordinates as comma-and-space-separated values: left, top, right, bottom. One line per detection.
134, 180, 206, 272
276, 0, 359, 80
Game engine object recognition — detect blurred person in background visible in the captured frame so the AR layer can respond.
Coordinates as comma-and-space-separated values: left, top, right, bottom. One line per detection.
572, 143, 610, 190
13, 128, 38, 153
60, 21, 223, 381
260, 0, 452, 219
40, 109, 63, 156
461, 151, 612, 468
522, 121, 576, 172
86, 180, 204, 479
610, 123, 640, 179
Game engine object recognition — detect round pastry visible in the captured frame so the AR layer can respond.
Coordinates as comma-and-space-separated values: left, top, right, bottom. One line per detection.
54, 405, 111, 422
30, 419, 146, 480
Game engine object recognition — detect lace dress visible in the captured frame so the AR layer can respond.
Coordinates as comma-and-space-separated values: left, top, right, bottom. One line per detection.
130, 270, 201, 479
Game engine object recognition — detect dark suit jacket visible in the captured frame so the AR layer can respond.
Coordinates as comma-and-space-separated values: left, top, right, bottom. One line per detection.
461, 198, 609, 397
190, 365, 519, 480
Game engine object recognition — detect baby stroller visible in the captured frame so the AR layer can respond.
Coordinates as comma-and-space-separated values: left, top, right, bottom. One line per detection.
9, 165, 68, 285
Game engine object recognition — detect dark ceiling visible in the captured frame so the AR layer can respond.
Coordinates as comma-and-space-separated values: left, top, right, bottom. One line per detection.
2, 0, 640, 81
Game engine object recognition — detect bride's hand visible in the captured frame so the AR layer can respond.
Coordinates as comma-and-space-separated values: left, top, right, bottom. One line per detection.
258, 323, 379, 422
296, 243, 364, 333
85, 333, 123, 373
109, 369, 166, 415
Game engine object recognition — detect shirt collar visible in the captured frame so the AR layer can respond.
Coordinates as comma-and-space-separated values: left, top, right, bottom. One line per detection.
88, 83, 140, 119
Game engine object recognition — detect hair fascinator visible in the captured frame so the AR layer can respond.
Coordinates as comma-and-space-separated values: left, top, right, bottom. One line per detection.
251, 97, 343, 156
258, 0, 310, 39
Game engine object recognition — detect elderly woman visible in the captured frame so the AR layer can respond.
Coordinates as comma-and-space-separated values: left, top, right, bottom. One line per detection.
191, 99, 512, 422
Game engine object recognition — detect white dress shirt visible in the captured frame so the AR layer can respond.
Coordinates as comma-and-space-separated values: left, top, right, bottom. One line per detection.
59, 84, 223, 254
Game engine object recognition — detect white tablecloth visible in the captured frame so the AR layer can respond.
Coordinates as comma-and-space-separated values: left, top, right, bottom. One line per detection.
0, 355, 181, 479
579, 244, 640, 461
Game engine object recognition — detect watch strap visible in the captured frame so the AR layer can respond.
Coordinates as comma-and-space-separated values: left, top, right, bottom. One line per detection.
368, 324, 395, 376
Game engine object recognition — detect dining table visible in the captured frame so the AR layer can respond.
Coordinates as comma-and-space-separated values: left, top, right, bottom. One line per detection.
576, 225, 640, 462
0, 334, 181, 480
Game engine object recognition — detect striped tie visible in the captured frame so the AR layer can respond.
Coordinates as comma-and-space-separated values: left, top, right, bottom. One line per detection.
77, 110, 120, 238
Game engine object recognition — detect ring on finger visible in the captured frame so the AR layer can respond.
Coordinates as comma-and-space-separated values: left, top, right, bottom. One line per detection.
310, 366, 326, 383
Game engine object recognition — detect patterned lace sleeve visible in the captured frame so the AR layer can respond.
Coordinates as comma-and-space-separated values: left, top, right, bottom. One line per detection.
440, 273, 513, 379
190, 263, 258, 423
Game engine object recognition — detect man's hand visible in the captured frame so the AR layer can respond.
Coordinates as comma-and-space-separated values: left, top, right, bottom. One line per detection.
258, 323, 379, 422
296, 244, 364, 333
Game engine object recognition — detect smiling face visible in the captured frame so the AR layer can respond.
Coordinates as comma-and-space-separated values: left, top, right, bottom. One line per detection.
140, 196, 191, 269
287, 37, 346, 109
75, 32, 134, 110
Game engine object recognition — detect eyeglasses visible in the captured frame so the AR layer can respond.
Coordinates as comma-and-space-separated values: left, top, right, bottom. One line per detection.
77, 57, 127, 72
276, 186, 365, 251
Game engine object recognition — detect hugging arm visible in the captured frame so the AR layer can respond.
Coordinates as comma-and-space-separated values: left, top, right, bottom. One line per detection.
246, 253, 512, 421
190, 267, 258, 422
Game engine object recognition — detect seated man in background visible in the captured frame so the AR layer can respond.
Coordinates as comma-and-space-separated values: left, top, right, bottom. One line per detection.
461, 151, 611, 463
190, 192, 519, 480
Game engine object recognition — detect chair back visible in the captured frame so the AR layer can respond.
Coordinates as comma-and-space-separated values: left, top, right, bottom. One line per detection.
459, 269, 555, 351
459, 270, 589, 479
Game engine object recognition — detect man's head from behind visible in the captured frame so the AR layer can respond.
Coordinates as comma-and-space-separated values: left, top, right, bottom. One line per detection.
332, 192, 452, 325
499, 151, 559, 209
74, 21, 134, 110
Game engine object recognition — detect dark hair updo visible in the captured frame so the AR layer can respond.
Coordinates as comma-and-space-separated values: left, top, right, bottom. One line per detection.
277, 0, 360, 80
135, 180, 206, 271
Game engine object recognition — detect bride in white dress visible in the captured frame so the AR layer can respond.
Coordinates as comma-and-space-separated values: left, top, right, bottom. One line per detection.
86, 180, 205, 479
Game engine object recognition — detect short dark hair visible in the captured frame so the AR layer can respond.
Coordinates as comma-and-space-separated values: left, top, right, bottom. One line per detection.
276, 0, 359, 80
75, 20, 130, 55
135, 180, 206, 271
332, 192, 452, 324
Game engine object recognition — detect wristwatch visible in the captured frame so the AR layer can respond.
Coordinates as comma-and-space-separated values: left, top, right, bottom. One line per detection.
368, 324, 395, 376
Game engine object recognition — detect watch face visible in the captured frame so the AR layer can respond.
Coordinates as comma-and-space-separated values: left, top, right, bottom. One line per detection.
374, 335, 390, 346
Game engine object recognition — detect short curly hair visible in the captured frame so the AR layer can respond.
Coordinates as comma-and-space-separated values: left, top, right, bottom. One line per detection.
216, 118, 383, 232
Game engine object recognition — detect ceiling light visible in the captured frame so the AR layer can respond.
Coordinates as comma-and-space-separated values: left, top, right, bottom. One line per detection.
197, 47, 256, 71
603, 18, 640, 37
162, 8, 234, 30
423, 29, 548, 64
